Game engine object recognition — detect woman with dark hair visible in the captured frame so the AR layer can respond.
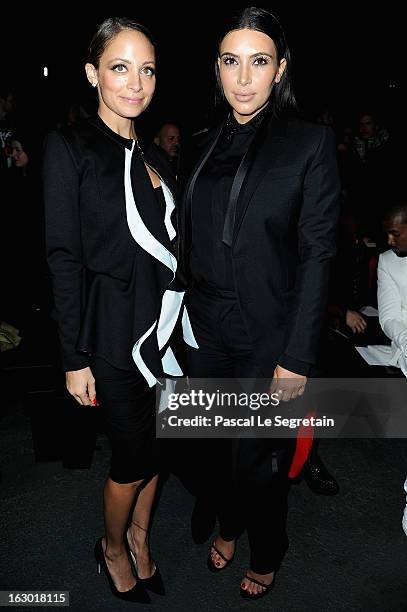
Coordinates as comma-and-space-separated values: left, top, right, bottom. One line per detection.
43, 17, 196, 603
181, 6, 340, 600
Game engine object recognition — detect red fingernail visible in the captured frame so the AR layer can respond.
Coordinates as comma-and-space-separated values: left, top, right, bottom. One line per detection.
92, 398, 97, 406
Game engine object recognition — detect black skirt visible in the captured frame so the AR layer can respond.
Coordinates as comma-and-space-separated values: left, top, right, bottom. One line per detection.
91, 356, 159, 484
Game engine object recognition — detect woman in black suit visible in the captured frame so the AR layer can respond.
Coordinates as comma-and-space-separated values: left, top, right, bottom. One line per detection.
43, 17, 196, 603
182, 7, 340, 600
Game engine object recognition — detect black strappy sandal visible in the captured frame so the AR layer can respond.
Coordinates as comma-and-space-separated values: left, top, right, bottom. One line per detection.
240, 573, 275, 600
207, 540, 235, 572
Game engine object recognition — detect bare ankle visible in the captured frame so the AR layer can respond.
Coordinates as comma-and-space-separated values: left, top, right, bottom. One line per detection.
128, 522, 149, 548
103, 540, 126, 561
130, 520, 149, 534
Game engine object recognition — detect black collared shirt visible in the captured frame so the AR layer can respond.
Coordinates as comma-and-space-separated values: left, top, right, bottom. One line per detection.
190, 107, 268, 293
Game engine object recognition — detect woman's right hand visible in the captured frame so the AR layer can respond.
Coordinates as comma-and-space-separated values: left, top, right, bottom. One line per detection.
66, 367, 98, 406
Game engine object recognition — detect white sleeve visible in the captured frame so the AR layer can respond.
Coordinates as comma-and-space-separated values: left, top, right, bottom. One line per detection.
378, 255, 407, 355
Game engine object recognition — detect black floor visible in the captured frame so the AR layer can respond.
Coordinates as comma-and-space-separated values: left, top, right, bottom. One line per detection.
1, 395, 407, 612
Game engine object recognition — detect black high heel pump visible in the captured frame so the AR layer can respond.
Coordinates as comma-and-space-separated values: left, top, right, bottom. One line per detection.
94, 537, 151, 603
126, 522, 165, 596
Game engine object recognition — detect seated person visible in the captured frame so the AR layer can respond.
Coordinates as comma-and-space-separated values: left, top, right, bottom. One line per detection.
378, 202, 407, 536
376, 201, 407, 377
326, 211, 386, 349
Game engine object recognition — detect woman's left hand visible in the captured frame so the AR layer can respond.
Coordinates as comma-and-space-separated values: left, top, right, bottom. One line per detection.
269, 365, 307, 402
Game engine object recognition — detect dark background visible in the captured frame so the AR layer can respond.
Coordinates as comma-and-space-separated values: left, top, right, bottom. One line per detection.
1, 5, 405, 135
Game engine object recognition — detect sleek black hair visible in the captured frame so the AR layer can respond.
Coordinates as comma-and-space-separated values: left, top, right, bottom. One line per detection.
214, 6, 297, 115
87, 17, 155, 68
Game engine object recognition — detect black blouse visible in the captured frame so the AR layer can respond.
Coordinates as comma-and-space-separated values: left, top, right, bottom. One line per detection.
190, 108, 268, 292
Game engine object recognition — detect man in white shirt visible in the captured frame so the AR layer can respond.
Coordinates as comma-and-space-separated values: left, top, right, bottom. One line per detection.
378, 203, 407, 377
378, 202, 407, 536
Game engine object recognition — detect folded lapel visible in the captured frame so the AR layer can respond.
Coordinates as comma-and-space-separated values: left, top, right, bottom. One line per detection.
184, 124, 224, 217
231, 117, 288, 245
180, 123, 224, 266
222, 111, 274, 246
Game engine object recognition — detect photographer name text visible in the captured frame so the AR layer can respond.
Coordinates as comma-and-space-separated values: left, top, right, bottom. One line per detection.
164, 415, 334, 429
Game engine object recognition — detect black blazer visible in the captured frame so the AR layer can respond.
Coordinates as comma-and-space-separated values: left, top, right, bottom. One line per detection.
43, 115, 184, 376
182, 115, 341, 376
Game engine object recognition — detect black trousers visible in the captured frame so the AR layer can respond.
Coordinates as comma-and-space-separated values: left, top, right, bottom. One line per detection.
91, 356, 159, 484
186, 286, 295, 574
